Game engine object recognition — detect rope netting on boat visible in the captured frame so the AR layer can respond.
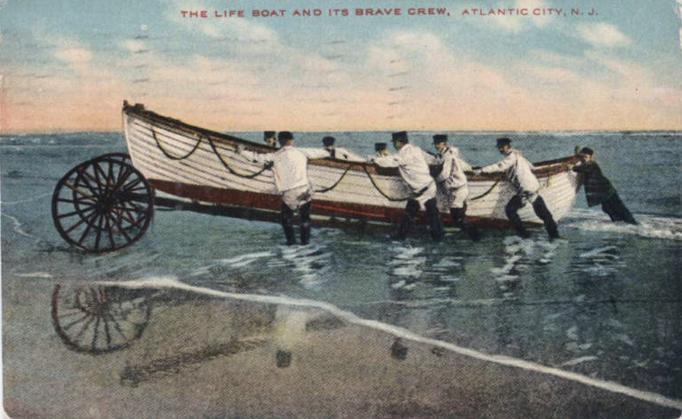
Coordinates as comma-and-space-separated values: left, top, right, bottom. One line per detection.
151, 128, 270, 179
148, 127, 552, 203
149, 127, 412, 199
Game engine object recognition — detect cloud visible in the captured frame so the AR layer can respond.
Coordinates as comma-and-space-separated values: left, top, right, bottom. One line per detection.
54, 46, 93, 64
122, 39, 147, 53
521, 64, 581, 83
575, 23, 631, 48
480, 0, 552, 33
166, 0, 277, 44
364, 30, 536, 128
528, 49, 581, 67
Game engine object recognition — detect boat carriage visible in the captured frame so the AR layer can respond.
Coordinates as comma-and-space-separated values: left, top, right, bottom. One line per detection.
51, 101, 579, 253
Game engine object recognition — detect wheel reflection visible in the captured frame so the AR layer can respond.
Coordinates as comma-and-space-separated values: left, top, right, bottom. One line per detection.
51, 284, 152, 355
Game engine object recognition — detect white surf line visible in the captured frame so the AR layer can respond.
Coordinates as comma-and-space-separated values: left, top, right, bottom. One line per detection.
0, 211, 33, 238
14, 272, 53, 278
0, 192, 53, 206
98, 277, 682, 412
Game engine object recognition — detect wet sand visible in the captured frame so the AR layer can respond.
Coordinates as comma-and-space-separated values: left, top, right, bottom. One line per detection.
3, 278, 680, 418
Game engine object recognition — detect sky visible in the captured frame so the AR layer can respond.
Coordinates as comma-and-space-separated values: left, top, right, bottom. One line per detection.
1, 0, 682, 132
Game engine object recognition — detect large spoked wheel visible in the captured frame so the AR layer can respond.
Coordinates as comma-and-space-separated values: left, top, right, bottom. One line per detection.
51, 284, 152, 354
52, 154, 154, 253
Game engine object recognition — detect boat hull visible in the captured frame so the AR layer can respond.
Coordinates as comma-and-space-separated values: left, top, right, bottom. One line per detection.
122, 102, 579, 229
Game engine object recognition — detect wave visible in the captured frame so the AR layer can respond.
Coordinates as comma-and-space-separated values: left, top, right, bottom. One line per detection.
564, 208, 682, 241
0, 210, 34, 238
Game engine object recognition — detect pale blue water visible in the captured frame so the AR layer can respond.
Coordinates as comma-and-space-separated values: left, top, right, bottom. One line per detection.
2, 131, 681, 399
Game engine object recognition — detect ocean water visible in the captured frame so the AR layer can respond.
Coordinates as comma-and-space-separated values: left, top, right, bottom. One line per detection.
2, 131, 681, 400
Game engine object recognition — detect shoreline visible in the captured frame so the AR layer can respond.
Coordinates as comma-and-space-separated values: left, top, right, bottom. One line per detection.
4, 277, 680, 418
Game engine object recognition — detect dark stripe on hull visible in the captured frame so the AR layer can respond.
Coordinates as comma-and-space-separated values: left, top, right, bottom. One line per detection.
150, 179, 537, 229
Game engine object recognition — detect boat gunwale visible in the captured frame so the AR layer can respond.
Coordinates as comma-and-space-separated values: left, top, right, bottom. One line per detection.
123, 101, 578, 181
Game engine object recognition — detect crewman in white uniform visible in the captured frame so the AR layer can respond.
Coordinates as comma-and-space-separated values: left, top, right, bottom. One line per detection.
430, 134, 480, 241
322, 136, 365, 162
238, 131, 330, 245
373, 131, 444, 241
474, 137, 559, 240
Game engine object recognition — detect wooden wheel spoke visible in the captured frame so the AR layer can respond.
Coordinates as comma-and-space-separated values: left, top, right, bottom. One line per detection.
106, 160, 116, 188
58, 206, 96, 219
76, 210, 99, 245
107, 207, 129, 225
94, 162, 109, 191
102, 315, 113, 347
105, 311, 129, 341
111, 212, 133, 242
63, 216, 89, 235
79, 169, 104, 196
121, 198, 148, 215
117, 206, 142, 226
110, 164, 133, 194
58, 196, 97, 205
120, 177, 144, 194
62, 313, 91, 331
91, 315, 101, 350
62, 181, 97, 200
73, 314, 96, 341
112, 203, 146, 218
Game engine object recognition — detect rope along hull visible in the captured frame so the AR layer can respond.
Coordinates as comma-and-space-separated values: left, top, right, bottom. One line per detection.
122, 102, 579, 228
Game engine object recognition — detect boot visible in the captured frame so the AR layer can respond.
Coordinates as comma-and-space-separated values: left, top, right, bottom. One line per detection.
532, 197, 560, 240
506, 196, 530, 239
280, 205, 296, 245
450, 207, 480, 241
299, 202, 312, 245
394, 200, 419, 240
425, 198, 443, 241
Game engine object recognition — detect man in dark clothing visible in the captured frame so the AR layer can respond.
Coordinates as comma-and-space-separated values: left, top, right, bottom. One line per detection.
573, 147, 637, 224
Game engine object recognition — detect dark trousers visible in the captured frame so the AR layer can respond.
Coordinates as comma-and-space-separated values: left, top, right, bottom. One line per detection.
280, 202, 312, 246
505, 195, 559, 239
601, 194, 637, 225
396, 198, 443, 241
450, 203, 480, 241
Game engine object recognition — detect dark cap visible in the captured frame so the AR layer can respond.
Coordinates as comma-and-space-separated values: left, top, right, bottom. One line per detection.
433, 134, 448, 144
496, 137, 511, 147
392, 131, 408, 143
579, 147, 594, 156
375, 142, 387, 152
264, 131, 276, 139
322, 136, 335, 147
278, 131, 294, 145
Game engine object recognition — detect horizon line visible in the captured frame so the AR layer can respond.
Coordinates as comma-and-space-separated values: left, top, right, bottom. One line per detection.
2, 128, 682, 136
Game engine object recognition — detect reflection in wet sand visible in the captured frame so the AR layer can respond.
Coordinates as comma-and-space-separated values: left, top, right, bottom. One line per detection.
51, 284, 152, 354
120, 338, 268, 387
1, 280, 675, 418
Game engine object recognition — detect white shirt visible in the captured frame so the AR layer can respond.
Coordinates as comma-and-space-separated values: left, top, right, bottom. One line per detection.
245, 145, 330, 192
480, 149, 540, 194
427, 146, 472, 189
374, 143, 434, 193
329, 147, 366, 162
